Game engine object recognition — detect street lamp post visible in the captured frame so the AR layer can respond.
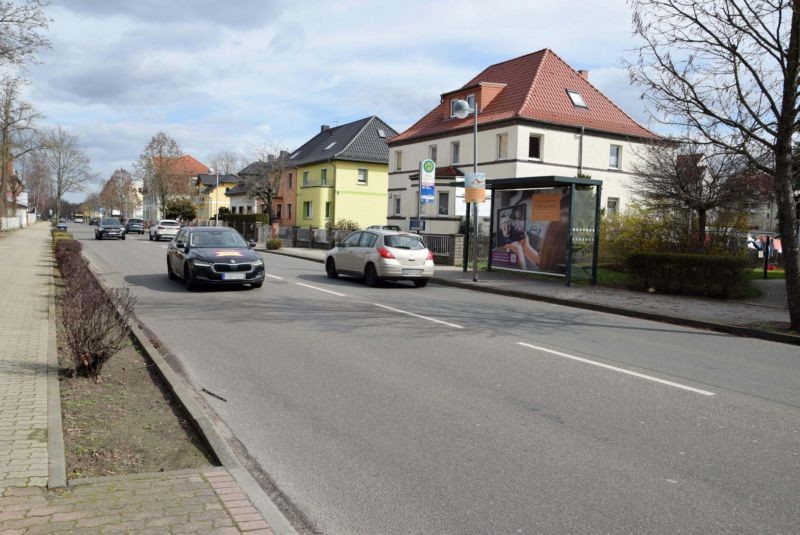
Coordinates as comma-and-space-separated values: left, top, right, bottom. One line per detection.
209, 167, 219, 226
452, 98, 480, 282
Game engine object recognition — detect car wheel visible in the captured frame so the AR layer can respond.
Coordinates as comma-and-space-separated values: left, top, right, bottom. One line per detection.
251, 282, 263, 289
120, 235, 125, 240
155, 233, 161, 241
95, 234, 99, 240
149, 233, 153, 241
326, 258, 339, 279
413, 279, 429, 288
167, 259, 177, 280
183, 265, 197, 291
364, 264, 380, 287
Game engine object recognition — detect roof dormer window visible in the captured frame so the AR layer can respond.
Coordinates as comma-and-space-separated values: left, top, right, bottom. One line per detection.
566, 90, 587, 108
324, 142, 336, 150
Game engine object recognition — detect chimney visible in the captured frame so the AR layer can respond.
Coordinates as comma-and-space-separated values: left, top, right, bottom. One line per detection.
578, 70, 589, 80
320, 125, 330, 132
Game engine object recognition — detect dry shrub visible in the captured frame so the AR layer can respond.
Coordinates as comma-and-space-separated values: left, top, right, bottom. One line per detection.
56, 247, 136, 381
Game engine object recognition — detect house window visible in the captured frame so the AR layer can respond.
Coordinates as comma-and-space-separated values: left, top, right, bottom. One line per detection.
238, 206, 244, 214
466, 94, 475, 112
450, 99, 459, 118
567, 90, 588, 108
321, 168, 327, 185
276, 204, 282, 220
287, 204, 292, 219
451, 141, 460, 164
438, 191, 449, 216
429, 144, 437, 163
287, 173, 293, 189
529, 135, 542, 159
609, 145, 622, 169
497, 133, 508, 159
246, 205, 252, 213
358, 168, 368, 185
303, 171, 309, 186
303, 201, 312, 219
395, 150, 402, 171
394, 197, 401, 215
325, 201, 331, 218
607, 197, 619, 216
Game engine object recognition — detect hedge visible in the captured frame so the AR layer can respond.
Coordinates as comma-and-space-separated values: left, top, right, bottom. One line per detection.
625, 252, 749, 298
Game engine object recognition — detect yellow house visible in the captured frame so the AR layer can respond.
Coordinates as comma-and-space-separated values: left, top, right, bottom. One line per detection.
290, 116, 397, 229
194, 173, 240, 222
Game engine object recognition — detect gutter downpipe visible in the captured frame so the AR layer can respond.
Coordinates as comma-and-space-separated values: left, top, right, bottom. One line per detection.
330, 160, 337, 236
578, 126, 585, 176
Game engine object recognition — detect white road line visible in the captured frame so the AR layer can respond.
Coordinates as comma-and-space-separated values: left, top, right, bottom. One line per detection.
373, 303, 464, 329
516, 342, 715, 397
295, 282, 346, 297
265, 274, 283, 280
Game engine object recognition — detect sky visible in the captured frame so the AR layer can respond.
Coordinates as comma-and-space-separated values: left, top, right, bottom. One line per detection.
20, 0, 654, 202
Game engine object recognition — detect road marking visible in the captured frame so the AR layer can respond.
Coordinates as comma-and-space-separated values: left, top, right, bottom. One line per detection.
373, 303, 464, 329
161, 245, 168, 249
265, 274, 283, 280
296, 282, 346, 297
516, 342, 715, 396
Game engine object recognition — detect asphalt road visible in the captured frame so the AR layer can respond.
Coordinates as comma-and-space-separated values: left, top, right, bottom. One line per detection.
75, 224, 800, 534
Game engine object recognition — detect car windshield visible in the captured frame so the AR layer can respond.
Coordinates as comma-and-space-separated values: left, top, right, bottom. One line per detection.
100, 219, 121, 227
384, 235, 425, 250
160, 221, 180, 227
128, 219, 142, 224
189, 231, 247, 248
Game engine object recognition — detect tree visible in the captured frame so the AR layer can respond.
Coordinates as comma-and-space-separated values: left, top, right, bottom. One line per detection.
16, 149, 49, 214
629, 0, 800, 331
209, 150, 243, 176
239, 144, 290, 223
0, 1, 49, 66
164, 197, 195, 222
136, 132, 187, 217
631, 142, 759, 251
99, 168, 138, 218
0, 76, 41, 219
42, 126, 94, 221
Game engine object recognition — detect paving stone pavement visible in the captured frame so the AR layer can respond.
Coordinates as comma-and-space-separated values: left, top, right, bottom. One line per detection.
0, 469, 274, 534
0, 224, 51, 492
0, 224, 278, 534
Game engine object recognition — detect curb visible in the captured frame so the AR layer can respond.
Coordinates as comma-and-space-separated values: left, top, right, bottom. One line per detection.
46, 250, 67, 489
80, 258, 299, 535
431, 278, 800, 346
265, 248, 799, 346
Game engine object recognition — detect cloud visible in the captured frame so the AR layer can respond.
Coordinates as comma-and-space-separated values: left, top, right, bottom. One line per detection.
30, 0, 653, 198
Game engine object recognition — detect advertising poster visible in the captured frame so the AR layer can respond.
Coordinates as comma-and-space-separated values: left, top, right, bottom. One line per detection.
491, 187, 570, 274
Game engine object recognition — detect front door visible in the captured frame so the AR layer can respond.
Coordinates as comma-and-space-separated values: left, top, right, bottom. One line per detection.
336, 231, 362, 272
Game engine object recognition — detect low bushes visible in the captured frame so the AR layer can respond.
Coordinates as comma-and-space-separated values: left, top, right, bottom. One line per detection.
53, 238, 136, 381
625, 252, 749, 298
266, 238, 282, 250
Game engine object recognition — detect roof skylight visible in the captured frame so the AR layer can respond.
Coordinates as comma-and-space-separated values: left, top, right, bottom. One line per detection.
290, 151, 301, 159
377, 129, 386, 138
566, 90, 588, 108
325, 142, 336, 150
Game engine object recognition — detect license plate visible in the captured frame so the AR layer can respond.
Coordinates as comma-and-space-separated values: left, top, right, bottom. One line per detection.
223, 273, 245, 280
402, 269, 423, 276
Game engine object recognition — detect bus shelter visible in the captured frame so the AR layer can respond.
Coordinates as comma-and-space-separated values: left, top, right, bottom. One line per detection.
464, 175, 602, 286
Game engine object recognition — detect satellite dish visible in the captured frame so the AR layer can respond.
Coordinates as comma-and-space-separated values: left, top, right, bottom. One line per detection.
452, 99, 472, 119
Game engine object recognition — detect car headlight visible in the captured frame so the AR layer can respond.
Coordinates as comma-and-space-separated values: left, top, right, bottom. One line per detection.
192, 260, 212, 267
252, 259, 263, 266
98, 227, 104, 231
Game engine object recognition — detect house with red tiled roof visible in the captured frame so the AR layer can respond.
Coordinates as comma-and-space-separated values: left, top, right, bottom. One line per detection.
143, 155, 210, 221
387, 48, 660, 233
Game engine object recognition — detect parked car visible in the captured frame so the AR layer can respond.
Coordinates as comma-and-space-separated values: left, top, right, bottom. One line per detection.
325, 230, 434, 287
149, 219, 181, 241
89, 217, 100, 226
167, 226, 264, 290
74, 215, 84, 223
125, 218, 145, 234
95, 218, 125, 240
56, 220, 68, 231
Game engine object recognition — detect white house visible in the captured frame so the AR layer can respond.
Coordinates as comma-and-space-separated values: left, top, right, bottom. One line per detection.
387, 48, 660, 233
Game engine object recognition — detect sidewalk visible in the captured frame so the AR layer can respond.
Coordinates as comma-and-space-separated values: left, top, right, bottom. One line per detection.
266, 246, 797, 345
0, 223, 282, 534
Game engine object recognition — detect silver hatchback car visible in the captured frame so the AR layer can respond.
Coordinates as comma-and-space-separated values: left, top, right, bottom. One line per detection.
325, 230, 435, 287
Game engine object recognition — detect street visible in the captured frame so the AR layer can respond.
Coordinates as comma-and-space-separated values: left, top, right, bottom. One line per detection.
75, 224, 800, 534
